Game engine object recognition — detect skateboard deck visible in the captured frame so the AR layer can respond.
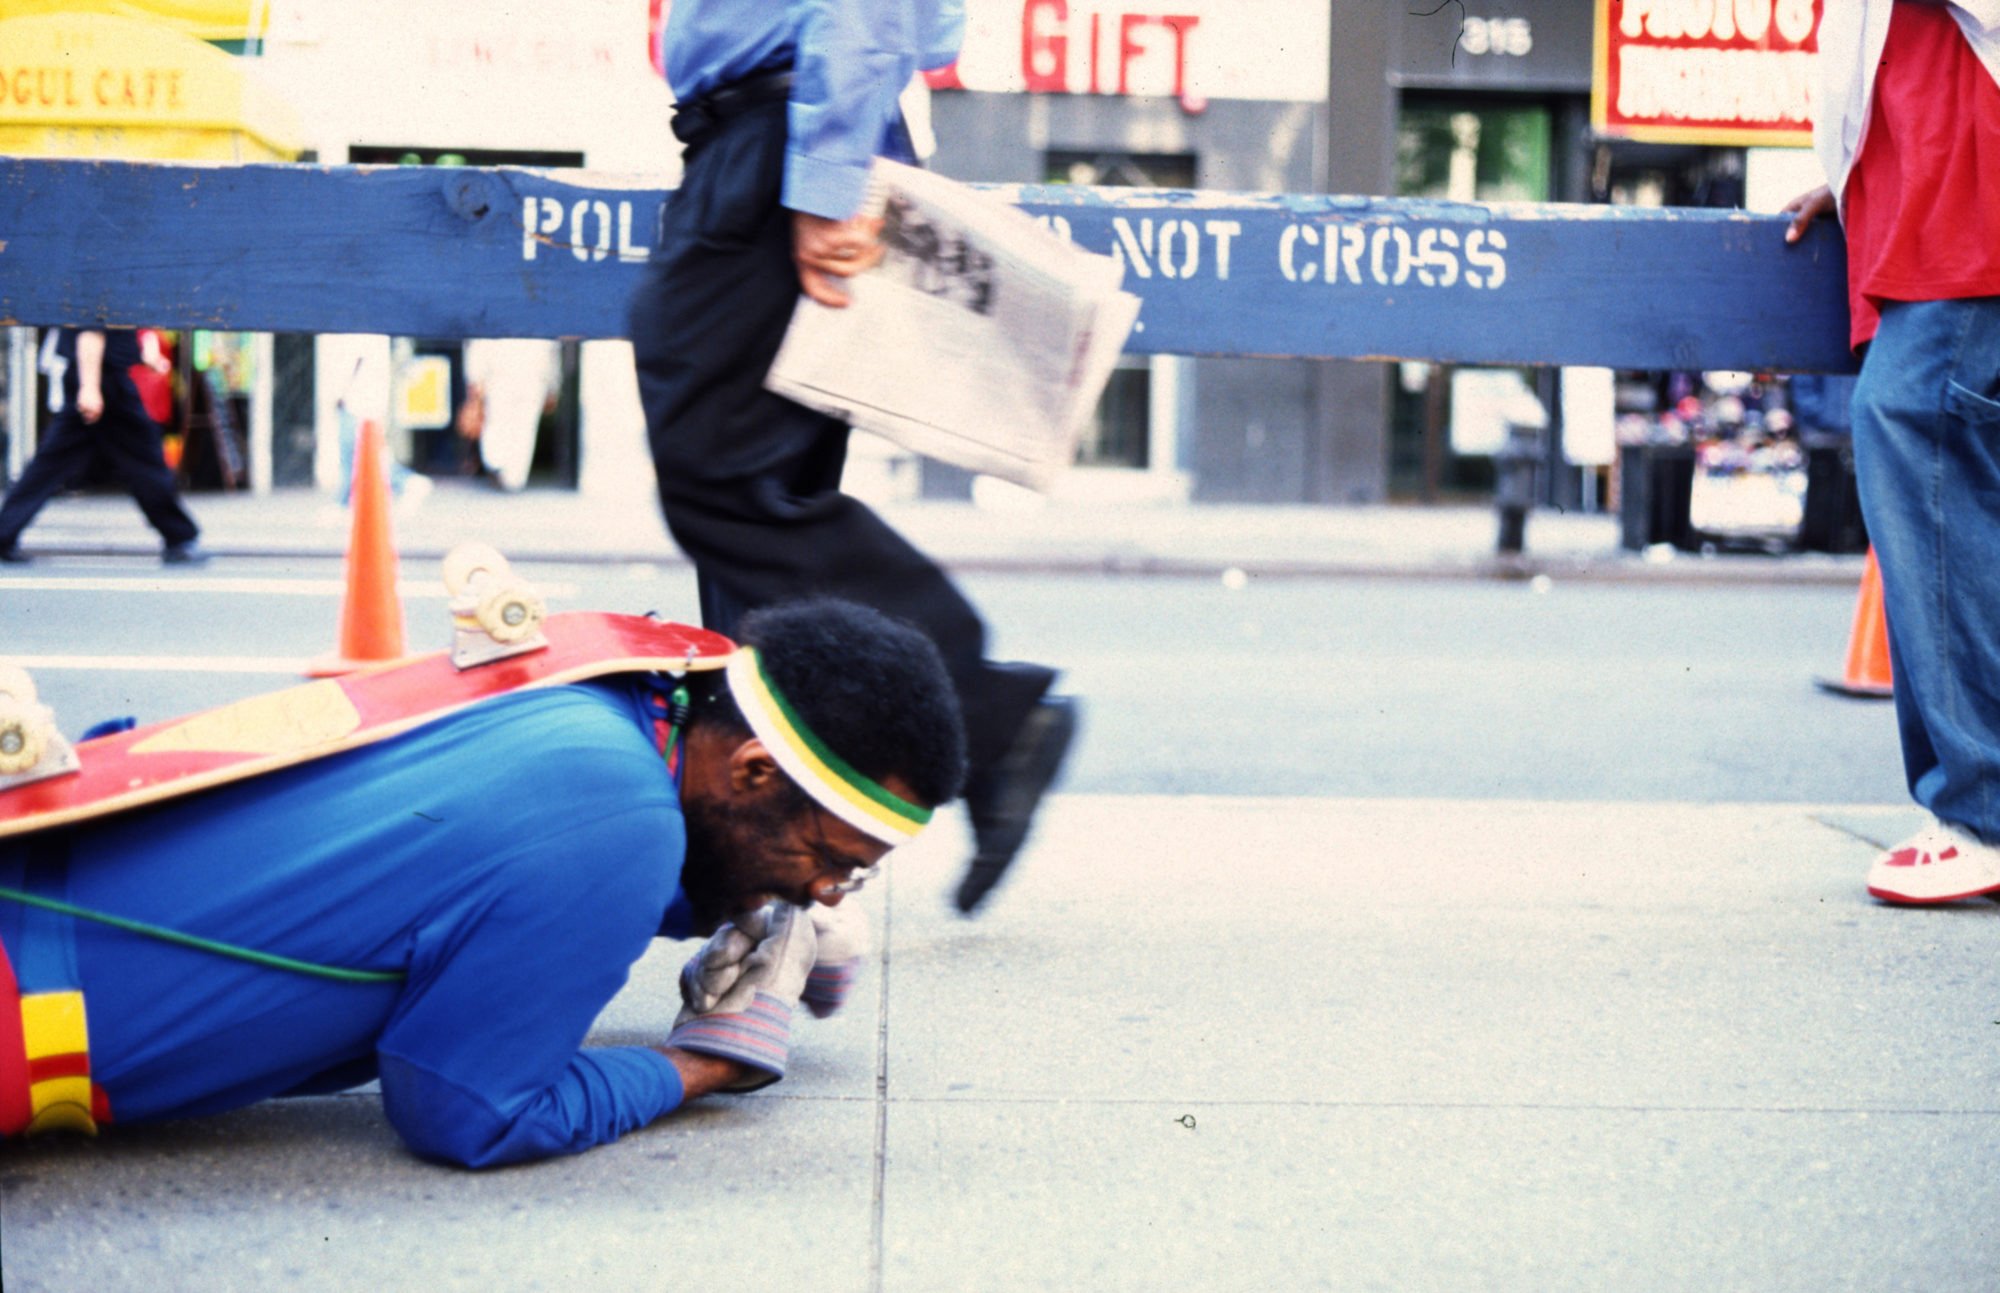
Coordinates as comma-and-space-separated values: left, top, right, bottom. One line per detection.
0, 612, 735, 841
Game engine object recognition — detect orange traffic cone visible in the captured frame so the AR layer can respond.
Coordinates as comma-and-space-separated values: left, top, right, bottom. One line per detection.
1815, 546, 1894, 699
309, 420, 409, 677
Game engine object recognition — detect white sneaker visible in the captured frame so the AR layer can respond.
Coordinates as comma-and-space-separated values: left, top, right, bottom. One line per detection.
1866, 817, 2000, 905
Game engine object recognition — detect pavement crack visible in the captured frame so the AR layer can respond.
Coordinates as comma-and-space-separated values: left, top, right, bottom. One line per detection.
1806, 810, 1900, 850
867, 875, 892, 1293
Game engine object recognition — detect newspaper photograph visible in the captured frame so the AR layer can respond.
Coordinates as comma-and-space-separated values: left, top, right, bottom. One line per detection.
765, 160, 1141, 492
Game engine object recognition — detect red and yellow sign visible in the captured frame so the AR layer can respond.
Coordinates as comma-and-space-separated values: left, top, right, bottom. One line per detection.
1593, 0, 1822, 147
0, 11, 301, 161
922, 0, 1329, 106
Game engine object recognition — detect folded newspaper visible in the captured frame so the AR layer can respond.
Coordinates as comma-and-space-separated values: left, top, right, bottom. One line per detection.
765, 160, 1141, 492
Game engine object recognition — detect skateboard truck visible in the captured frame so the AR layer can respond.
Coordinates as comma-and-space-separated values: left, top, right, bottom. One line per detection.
0, 662, 82, 792
441, 541, 550, 670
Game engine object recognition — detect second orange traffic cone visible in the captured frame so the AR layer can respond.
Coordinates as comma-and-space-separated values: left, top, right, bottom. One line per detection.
309, 420, 409, 677
1815, 546, 1894, 699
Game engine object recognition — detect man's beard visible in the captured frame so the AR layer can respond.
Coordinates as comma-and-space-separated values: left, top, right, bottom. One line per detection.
679, 788, 807, 934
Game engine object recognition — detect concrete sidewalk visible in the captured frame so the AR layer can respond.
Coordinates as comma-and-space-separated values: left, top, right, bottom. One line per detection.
6, 481, 1869, 583
4, 795, 1993, 1292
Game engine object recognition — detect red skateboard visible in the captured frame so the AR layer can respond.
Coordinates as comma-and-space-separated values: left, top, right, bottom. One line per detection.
0, 612, 735, 841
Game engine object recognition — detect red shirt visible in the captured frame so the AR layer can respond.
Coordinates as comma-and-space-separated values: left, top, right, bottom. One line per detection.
1842, 2, 2000, 348
130, 328, 175, 426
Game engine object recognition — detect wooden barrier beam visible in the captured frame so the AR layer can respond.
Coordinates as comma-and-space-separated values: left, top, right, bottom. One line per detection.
0, 158, 1855, 372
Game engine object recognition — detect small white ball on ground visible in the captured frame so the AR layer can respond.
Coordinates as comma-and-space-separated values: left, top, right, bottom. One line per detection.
1529, 574, 1553, 595
1220, 567, 1249, 590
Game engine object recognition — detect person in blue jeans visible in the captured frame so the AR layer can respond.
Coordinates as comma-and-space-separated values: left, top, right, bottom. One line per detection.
1785, 0, 2000, 903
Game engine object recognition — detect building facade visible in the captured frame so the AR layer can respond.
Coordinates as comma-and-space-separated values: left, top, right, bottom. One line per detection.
258, 0, 675, 502
927, 0, 1806, 508
5, 1, 1820, 513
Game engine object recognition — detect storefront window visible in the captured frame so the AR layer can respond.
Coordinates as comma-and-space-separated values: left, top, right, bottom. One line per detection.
1397, 103, 1550, 203
1392, 99, 1553, 499
1591, 145, 1811, 551
182, 330, 256, 490
344, 146, 584, 488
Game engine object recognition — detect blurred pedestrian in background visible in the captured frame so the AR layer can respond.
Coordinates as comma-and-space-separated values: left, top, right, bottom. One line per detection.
0, 326, 204, 566
1785, 0, 2000, 903
129, 328, 177, 430
327, 347, 432, 514
460, 337, 562, 492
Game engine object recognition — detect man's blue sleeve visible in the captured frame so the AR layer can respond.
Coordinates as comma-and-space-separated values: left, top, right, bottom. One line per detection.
786, 0, 964, 218
374, 806, 688, 1168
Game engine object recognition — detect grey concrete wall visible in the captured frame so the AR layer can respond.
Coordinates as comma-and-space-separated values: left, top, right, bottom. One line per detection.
1315, 2, 1401, 504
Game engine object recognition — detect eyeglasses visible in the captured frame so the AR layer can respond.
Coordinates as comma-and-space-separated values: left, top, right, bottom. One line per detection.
805, 807, 880, 897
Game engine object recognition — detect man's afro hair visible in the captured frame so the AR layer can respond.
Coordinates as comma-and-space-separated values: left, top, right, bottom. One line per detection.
718, 597, 967, 808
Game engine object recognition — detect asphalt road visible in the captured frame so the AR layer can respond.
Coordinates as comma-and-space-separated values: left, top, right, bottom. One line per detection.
3, 554, 1905, 805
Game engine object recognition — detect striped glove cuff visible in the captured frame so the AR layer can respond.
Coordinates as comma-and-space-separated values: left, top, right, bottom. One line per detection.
668, 990, 794, 1091
802, 957, 861, 1019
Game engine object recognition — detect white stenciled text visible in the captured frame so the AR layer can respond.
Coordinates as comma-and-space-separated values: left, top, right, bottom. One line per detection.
1278, 223, 1508, 290
521, 196, 652, 263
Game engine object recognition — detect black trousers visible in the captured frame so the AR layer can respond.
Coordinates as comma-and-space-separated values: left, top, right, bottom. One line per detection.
628, 98, 1051, 776
0, 387, 198, 551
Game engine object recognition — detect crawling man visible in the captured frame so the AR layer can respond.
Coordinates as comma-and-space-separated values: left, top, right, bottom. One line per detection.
0, 599, 963, 1166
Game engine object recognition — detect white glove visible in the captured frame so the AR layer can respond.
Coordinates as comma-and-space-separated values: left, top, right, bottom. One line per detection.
678, 922, 757, 1016
667, 902, 818, 1088
801, 901, 870, 1018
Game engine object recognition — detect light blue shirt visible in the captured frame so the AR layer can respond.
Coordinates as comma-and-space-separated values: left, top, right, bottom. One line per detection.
660, 0, 964, 220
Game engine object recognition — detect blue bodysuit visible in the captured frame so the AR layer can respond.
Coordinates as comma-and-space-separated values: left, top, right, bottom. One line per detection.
0, 680, 699, 1167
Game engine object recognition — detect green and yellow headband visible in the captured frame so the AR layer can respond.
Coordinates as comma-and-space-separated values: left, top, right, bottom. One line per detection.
725, 646, 933, 845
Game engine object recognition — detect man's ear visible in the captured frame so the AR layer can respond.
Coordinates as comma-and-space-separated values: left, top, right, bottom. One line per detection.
727, 737, 785, 795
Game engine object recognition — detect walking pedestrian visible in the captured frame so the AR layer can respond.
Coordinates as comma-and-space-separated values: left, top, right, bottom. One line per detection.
628, 0, 1076, 915
0, 327, 205, 565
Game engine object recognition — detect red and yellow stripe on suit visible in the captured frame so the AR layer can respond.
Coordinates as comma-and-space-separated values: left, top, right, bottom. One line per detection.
0, 936, 109, 1137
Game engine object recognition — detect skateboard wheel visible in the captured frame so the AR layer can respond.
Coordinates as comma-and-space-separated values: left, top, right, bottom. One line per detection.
442, 541, 511, 596
0, 698, 46, 774
476, 582, 547, 644
0, 662, 37, 706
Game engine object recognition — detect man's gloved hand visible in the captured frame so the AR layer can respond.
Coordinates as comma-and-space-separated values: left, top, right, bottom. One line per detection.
667, 902, 817, 1090
678, 920, 757, 1016
801, 901, 870, 1019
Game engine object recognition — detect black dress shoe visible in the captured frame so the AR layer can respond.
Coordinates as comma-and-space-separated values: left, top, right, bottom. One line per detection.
161, 541, 210, 565
0, 545, 28, 565
954, 695, 1079, 915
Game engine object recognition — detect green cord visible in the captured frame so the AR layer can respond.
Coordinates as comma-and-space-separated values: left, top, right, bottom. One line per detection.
0, 885, 405, 985
661, 683, 691, 773
1, 680, 694, 987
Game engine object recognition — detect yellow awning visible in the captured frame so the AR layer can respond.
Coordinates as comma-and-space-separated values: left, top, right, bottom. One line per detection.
0, 12, 301, 161
1, 1, 267, 45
